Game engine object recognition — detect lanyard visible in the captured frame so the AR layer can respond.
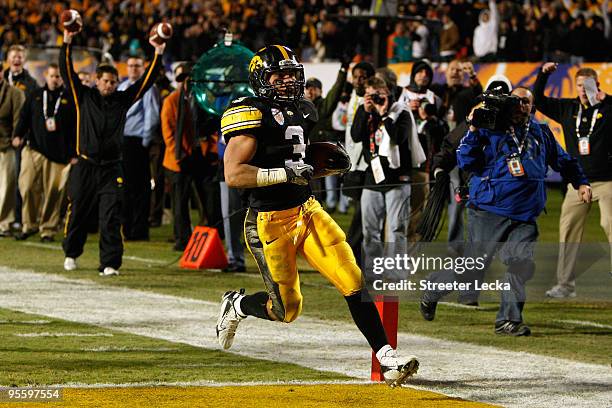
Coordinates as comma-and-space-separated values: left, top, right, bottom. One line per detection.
509, 121, 530, 155
8, 71, 14, 86
575, 104, 598, 139
43, 90, 62, 120
368, 115, 381, 155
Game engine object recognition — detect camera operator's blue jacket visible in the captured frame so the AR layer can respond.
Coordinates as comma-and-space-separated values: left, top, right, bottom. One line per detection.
457, 118, 589, 222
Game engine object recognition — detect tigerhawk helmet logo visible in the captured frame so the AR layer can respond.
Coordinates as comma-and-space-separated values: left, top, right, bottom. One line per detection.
249, 55, 263, 73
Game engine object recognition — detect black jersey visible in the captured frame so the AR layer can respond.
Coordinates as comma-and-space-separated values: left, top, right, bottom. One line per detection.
221, 96, 318, 211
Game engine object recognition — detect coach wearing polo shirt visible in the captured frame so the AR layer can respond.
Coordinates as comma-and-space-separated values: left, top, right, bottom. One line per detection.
534, 63, 612, 298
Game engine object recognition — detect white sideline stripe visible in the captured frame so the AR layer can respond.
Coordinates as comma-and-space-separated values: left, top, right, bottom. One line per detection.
22, 242, 62, 251
554, 319, 612, 330
438, 302, 485, 310
21, 242, 168, 265
81, 346, 178, 352
123, 256, 167, 265
52, 379, 372, 389
15, 332, 113, 338
0, 320, 51, 324
0, 267, 610, 408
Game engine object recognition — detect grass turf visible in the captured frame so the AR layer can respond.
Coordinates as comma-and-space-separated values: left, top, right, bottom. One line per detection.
0, 308, 348, 386
0, 186, 609, 373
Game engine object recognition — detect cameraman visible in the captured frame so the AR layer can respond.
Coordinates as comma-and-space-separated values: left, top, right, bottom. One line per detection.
420, 87, 590, 336
351, 77, 413, 269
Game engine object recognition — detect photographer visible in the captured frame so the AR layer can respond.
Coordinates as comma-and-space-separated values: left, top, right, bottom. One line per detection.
351, 77, 413, 270
420, 87, 590, 336
534, 63, 612, 298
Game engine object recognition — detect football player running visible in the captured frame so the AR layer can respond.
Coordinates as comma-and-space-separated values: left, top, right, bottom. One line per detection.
216, 45, 418, 387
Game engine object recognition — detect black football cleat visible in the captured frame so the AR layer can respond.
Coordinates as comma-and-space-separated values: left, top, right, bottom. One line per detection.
419, 300, 437, 321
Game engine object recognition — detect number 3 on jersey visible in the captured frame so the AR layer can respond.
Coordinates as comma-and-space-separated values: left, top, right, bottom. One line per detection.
284, 125, 306, 166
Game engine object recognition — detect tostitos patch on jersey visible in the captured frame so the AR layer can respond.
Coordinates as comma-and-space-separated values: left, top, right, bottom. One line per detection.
221, 105, 263, 140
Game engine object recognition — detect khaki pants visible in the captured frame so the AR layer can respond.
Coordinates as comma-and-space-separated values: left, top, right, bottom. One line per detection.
407, 170, 430, 242
556, 181, 612, 290
0, 148, 16, 232
18, 146, 69, 238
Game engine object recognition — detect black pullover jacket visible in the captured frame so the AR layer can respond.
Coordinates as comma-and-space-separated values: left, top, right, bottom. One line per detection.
59, 43, 161, 164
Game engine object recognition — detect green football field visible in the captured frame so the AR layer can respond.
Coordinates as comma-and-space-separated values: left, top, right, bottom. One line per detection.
0, 187, 609, 407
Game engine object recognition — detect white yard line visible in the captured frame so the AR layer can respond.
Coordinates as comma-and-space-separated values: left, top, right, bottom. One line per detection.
21, 242, 168, 265
15, 332, 113, 337
554, 319, 612, 330
0, 267, 610, 408
0, 319, 51, 324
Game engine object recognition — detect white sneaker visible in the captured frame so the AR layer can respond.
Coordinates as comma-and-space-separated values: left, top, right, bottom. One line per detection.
99, 267, 120, 277
545, 286, 576, 298
216, 289, 245, 350
64, 257, 77, 271
378, 346, 419, 388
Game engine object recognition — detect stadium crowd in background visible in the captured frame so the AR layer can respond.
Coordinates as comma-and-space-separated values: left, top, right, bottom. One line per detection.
0, 0, 611, 64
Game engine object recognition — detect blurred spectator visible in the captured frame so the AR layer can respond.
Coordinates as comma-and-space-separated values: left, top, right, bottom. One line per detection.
387, 22, 412, 63
409, 19, 429, 59
398, 59, 440, 242
161, 63, 220, 251
118, 55, 161, 241
417, 100, 448, 177
430, 60, 481, 129
473, 0, 499, 61
439, 12, 460, 62
569, 15, 589, 64
333, 61, 375, 265
0, 1, 609, 64
0, 73, 25, 237
149, 66, 174, 228
309, 64, 349, 208
4, 44, 38, 232
12, 63, 73, 242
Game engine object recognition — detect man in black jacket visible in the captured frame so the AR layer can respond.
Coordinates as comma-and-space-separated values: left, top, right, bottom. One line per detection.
60, 27, 164, 276
351, 77, 413, 271
12, 63, 75, 242
535, 63, 612, 298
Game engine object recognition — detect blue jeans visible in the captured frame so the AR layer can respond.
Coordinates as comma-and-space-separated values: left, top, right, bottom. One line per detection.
424, 208, 538, 323
325, 175, 349, 213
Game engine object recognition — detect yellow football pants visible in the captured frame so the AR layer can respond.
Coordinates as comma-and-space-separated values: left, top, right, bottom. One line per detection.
245, 197, 363, 323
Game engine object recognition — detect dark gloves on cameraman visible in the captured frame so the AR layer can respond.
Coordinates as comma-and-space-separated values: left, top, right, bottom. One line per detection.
285, 163, 314, 185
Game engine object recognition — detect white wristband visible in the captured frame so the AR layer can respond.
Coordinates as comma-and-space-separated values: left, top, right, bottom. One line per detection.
256, 168, 287, 187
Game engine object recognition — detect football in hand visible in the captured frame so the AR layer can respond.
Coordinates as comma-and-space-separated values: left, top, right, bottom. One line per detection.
149, 23, 173, 45
61, 10, 83, 33
305, 142, 351, 179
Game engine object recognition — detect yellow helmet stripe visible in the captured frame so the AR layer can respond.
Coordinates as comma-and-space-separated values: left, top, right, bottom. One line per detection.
273, 45, 290, 60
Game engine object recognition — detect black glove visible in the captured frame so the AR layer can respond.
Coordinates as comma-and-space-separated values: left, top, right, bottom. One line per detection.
285, 163, 314, 185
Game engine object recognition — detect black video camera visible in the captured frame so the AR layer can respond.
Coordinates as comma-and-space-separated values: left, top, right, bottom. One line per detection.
471, 91, 520, 131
